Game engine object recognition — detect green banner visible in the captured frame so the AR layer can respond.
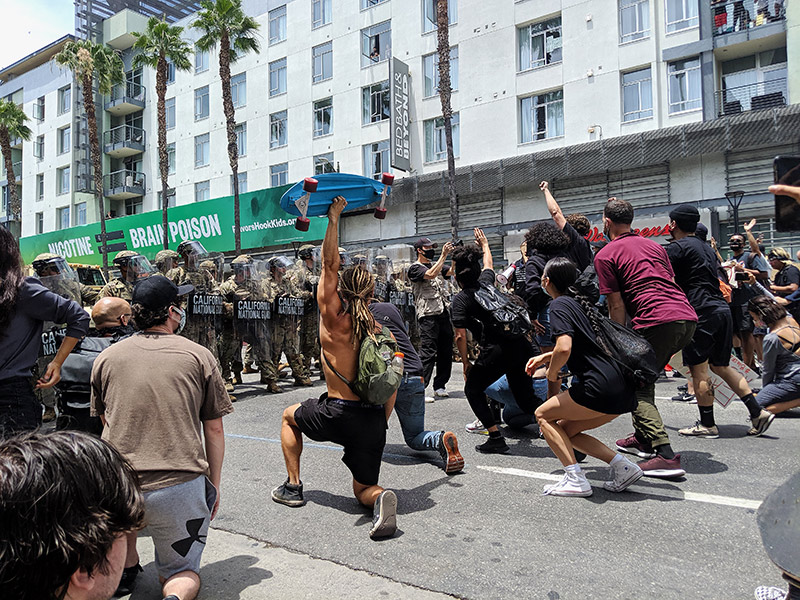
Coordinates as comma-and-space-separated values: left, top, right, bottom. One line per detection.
19, 186, 328, 266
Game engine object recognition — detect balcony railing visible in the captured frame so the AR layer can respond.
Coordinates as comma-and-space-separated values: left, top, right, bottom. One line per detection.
104, 169, 145, 200
715, 77, 787, 117
712, 0, 786, 37
103, 124, 145, 157
105, 80, 146, 115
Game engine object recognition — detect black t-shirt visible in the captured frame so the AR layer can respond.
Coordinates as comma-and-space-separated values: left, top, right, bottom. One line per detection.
665, 236, 728, 316
369, 303, 424, 376
523, 250, 568, 315
563, 222, 593, 272
450, 269, 500, 345
512, 257, 527, 298
774, 265, 800, 297
407, 262, 428, 282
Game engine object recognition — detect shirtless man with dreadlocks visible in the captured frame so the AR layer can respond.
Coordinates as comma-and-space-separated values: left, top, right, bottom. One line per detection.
272, 196, 398, 539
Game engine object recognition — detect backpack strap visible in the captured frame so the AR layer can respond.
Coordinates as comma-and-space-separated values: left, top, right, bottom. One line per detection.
321, 351, 354, 389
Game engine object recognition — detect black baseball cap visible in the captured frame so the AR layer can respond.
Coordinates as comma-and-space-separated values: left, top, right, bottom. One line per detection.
413, 237, 438, 250
132, 276, 193, 310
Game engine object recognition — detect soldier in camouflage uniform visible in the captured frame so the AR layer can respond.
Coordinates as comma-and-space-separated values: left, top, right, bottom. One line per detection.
372, 255, 392, 302
98, 250, 155, 301
268, 256, 312, 386
296, 244, 321, 375
219, 255, 281, 392
154, 249, 181, 276
391, 264, 421, 350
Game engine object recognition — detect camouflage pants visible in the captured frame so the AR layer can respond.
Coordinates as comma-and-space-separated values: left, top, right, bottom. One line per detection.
271, 318, 306, 379
239, 328, 277, 381
406, 312, 421, 352
299, 310, 320, 371
217, 326, 241, 380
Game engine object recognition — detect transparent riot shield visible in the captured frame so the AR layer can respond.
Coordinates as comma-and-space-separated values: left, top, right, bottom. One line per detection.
180, 251, 222, 360
37, 263, 82, 305
199, 252, 225, 285
294, 247, 322, 373
384, 243, 420, 349
228, 261, 274, 382
372, 253, 393, 303
269, 256, 310, 384
126, 255, 156, 284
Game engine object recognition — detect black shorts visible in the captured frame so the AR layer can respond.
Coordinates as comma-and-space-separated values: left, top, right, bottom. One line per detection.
293, 394, 387, 486
730, 304, 754, 334
683, 307, 734, 367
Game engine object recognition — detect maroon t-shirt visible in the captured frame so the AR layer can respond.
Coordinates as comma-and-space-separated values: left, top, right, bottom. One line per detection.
594, 232, 697, 330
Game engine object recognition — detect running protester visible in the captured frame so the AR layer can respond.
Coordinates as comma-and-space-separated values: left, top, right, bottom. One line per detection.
526, 257, 642, 497
664, 204, 774, 438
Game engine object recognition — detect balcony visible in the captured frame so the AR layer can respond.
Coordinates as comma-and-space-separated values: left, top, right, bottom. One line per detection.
105, 81, 146, 116
712, 0, 785, 37
103, 124, 145, 158
715, 77, 787, 117
2, 160, 21, 181
104, 169, 145, 200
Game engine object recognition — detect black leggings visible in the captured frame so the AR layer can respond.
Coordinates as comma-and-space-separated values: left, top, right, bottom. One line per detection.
464, 338, 538, 428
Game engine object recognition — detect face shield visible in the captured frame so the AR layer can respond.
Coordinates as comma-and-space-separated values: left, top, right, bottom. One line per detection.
199, 253, 225, 284
270, 256, 294, 279
116, 255, 156, 283
34, 257, 78, 292
232, 261, 261, 283
178, 240, 210, 270
156, 255, 181, 274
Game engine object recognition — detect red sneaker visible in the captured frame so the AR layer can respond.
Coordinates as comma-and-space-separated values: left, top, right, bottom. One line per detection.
638, 454, 686, 479
615, 433, 656, 459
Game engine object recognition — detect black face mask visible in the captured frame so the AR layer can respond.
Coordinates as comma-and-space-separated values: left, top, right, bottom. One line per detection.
98, 324, 135, 338
730, 242, 744, 252
422, 249, 435, 260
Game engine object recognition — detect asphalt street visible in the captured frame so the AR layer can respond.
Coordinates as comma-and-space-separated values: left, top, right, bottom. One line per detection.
145, 367, 799, 599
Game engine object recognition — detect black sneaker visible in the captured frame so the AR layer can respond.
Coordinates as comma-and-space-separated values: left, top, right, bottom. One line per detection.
271, 479, 305, 507
114, 563, 143, 597
476, 436, 510, 454
574, 450, 587, 463
677, 383, 688, 392
671, 391, 696, 403
369, 490, 397, 539
437, 431, 465, 474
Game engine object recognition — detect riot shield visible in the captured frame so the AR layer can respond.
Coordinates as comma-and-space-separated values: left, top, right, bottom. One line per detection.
372, 253, 393, 303
37, 266, 82, 305
295, 246, 321, 373
269, 256, 311, 383
227, 261, 274, 381
199, 252, 225, 285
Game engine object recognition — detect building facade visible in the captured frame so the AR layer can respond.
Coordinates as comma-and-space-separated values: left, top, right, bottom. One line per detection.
2, 0, 798, 262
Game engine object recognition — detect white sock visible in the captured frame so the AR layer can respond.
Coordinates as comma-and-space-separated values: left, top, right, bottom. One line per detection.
610, 454, 626, 467
565, 463, 581, 474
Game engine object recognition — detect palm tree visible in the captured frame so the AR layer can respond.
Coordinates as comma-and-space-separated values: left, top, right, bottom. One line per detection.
0, 99, 32, 228
132, 17, 192, 250
193, 0, 260, 253
55, 40, 124, 276
436, 0, 458, 240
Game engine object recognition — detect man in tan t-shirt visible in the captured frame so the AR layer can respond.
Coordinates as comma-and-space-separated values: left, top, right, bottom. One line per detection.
91, 276, 233, 600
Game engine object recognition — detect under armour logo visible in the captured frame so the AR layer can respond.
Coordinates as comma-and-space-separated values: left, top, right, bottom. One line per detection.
171, 518, 207, 557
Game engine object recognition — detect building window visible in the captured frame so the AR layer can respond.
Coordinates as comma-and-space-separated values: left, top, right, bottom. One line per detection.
231, 72, 246, 108
312, 42, 333, 83
362, 141, 389, 179
57, 166, 70, 195
58, 85, 71, 115
668, 57, 701, 113
269, 5, 287, 44
720, 48, 788, 114
422, 46, 458, 98
125, 198, 143, 215
166, 59, 175, 84
314, 152, 335, 175
422, 0, 456, 33
231, 171, 247, 194
34, 135, 44, 159
270, 110, 288, 148
36, 211, 43, 234
271, 163, 288, 187
362, 81, 390, 124
519, 17, 562, 72
312, 0, 332, 28
520, 90, 564, 142
165, 97, 176, 130
269, 58, 287, 96
195, 45, 209, 73
36, 173, 45, 200
313, 97, 333, 137
167, 142, 176, 175
361, 21, 391, 67
666, 0, 698, 32
34, 96, 45, 121
157, 189, 176, 209
235, 122, 247, 156
619, 0, 649, 43
57, 206, 70, 230
622, 67, 653, 121
362, 0, 388, 8
57, 126, 70, 155
424, 114, 460, 162
195, 180, 210, 203
75, 202, 86, 225
194, 133, 210, 167
194, 85, 210, 120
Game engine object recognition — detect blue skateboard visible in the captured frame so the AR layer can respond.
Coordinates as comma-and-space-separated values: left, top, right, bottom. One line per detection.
280, 172, 394, 231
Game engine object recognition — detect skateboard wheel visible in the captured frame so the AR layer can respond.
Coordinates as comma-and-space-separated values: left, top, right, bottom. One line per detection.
374, 207, 387, 220
303, 177, 318, 193
295, 216, 310, 231
381, 173, 394, 186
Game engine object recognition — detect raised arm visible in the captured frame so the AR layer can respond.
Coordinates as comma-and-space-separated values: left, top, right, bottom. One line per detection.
743, 219, 762, 257
421, 242, 454, 279
540, 181, 567, 231
318, 196, 347, 323
474, 227, 492, 271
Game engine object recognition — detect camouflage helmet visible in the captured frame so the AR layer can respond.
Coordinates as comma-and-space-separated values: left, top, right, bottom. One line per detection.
32, 252, 62, 272
231, 254, 254, 265
34, 252, 61, 263
154, 249, 180, 264
199, 259, 216, 270
298, 244, 315, 260
112, 250, 139, 267
176, 240, 208, 257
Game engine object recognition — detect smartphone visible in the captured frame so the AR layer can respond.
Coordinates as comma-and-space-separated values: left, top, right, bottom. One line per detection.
774, 156, 800, 232
735, 271, 750, 281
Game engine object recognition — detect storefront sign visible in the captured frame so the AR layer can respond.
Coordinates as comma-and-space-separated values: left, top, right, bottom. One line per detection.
19, 185, 327, 266
584, 217, 693, 243
390, 58, 411, 172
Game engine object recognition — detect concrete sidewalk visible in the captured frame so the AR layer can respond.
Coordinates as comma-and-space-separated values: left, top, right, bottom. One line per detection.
123, 527, 457, 599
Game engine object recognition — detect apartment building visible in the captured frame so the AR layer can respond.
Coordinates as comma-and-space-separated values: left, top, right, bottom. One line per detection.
2, 0, 798, 262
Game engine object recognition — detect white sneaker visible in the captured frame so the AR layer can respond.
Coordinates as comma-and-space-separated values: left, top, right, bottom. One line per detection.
434, 388, 449, 398
425, 396, 436, 404
603, 457, 643, 492
543, 471, 593, 497
465, 418, 488, 435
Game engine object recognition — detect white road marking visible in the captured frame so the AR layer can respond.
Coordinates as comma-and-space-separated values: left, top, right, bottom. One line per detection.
476, 465, 762, 510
